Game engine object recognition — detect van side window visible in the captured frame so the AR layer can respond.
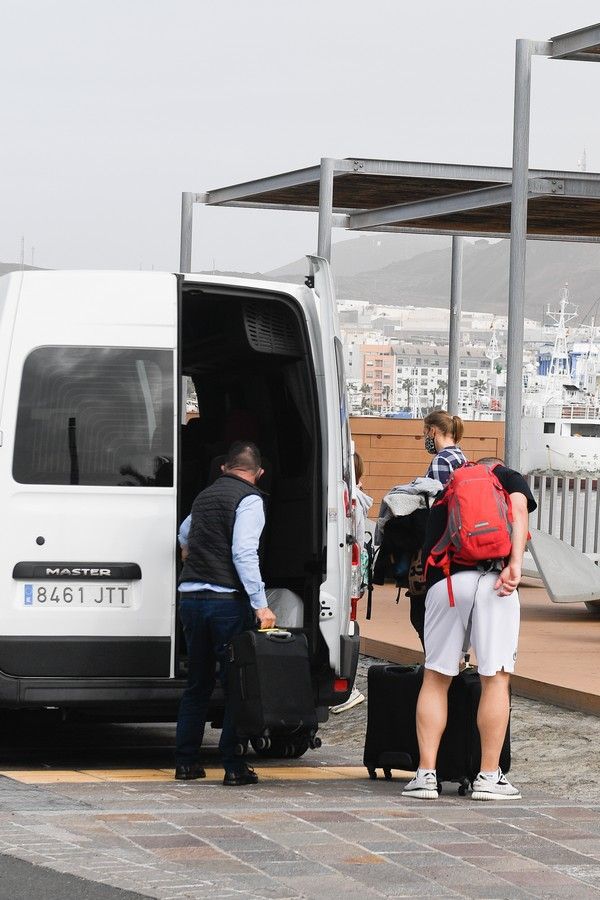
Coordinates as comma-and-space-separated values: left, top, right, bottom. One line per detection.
13, 347, 173, 487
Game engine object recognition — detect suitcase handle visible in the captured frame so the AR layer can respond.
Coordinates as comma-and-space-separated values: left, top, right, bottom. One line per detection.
263, 630, 294, 643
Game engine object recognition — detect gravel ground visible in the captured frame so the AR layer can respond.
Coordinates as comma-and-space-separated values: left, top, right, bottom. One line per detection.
320, 655, 600, 800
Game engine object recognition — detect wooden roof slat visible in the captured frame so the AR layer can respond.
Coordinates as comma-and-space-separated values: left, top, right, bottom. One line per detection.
202, 158, 600, 241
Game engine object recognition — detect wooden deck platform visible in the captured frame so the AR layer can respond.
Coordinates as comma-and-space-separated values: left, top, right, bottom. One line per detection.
358, 578, 600, 716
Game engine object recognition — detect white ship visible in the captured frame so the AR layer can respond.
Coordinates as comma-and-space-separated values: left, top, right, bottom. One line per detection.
521, 286, 600, 474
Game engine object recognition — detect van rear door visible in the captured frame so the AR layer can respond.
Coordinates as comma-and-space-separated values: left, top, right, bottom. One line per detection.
1, 272, 178, 681
308, 257, 354, 676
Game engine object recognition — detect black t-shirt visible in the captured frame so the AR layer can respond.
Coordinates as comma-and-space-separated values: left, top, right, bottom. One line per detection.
422, 465, 537, 589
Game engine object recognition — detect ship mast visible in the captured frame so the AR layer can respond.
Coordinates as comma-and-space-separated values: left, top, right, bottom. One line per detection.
484, 322, 500, 406
579, 316, 598, 395
544, 284, 577, 405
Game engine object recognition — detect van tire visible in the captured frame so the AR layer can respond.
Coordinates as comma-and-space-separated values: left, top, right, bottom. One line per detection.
250, 734, 310, 759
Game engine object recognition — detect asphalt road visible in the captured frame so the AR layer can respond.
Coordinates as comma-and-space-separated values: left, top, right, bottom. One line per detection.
0, 855, 147, 900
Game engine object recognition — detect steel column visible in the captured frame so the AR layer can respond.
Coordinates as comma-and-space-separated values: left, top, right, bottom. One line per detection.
317, 158, 335, 261
505, 40, 533, 469
447, 236, 463, 415
180, 191, 194, 273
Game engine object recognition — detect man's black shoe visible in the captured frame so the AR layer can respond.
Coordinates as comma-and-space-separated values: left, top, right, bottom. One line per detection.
223, 765, 259, 786
175, 763, 206, 781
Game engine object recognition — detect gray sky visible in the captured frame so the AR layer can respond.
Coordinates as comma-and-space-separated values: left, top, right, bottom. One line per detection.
1, 0, 600, 273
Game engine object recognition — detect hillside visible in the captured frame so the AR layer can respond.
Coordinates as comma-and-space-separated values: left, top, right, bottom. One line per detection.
266, 236, 600, 321
4, 234, 599, 325
336, 240, 600, 320
267, 233, 450, 279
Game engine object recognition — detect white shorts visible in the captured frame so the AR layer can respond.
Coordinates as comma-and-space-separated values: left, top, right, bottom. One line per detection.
423, 570, 520, 677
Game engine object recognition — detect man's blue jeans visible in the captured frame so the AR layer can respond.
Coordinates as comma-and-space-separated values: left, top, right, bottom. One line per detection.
175, 593, 254, 772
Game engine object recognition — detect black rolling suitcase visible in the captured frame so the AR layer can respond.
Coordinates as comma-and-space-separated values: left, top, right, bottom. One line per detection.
363, 664, 510, 794
228, 629, 319, 746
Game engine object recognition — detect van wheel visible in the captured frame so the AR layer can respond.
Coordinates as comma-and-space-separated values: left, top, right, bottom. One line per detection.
250, 735, 310, 759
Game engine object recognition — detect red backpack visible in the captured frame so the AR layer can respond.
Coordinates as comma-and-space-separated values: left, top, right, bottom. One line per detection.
426, 463, 513, 606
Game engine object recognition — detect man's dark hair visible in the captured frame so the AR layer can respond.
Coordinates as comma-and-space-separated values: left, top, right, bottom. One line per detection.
224, 441, 262, 471
477, 456, 504, 466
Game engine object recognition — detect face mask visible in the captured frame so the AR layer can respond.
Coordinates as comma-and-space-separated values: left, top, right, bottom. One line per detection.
424, 434, 437, 455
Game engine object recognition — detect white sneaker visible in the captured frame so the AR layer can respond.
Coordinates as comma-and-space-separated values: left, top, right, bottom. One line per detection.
330, 687, 365, 714
471, 769, 521, 801
401, 771, 439, 800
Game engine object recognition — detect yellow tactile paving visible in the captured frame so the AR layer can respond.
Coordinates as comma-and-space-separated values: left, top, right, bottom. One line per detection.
0, 770, 107, 784
0, 765, 414, 784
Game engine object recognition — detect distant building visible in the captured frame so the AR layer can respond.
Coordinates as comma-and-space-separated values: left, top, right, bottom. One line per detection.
337, 300, 547, 419
360, 343, 396, 414
393, 342, 494, 416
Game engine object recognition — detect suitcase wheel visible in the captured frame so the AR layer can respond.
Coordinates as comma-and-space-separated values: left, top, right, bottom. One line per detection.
383, 768, 392, 781
234, 741, 248, 757
457, 778, 470, 796
367, 768, 377, 780
309, 735, 322, 750
253, 736, 271, 751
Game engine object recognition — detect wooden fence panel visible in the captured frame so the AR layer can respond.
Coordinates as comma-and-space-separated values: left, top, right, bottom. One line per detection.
350, 416, 504, 510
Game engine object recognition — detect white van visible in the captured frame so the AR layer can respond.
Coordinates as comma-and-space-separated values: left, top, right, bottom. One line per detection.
0, 257, 359, 753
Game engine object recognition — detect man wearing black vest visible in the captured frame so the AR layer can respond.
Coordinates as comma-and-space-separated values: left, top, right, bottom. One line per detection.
175, 441, 276, 786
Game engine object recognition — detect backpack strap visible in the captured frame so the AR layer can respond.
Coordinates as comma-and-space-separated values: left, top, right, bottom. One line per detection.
365, 533, 375, 621
425, 547, 455, 607
446, 571, 456, 608
462, 604, 474, 656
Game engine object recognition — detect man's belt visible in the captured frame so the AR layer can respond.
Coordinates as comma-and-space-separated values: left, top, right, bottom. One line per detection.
180, 589, 240, 600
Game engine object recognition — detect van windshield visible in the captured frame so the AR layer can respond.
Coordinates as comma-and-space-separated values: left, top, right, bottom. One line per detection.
13, 346, 173, 487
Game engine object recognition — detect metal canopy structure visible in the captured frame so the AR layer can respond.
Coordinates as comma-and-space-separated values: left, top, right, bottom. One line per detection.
181, 22, 600, 470
189, 160, 600, 241
550, 23, 600, 60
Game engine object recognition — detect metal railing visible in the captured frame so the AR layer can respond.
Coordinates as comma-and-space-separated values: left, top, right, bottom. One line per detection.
526, 473, 600, 555
560, 405, 600, 421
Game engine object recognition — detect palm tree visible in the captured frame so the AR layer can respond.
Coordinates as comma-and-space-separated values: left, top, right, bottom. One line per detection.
360, 382, 372, 415
382, 383, 392, 411
401, 377, 413, 409
438, 380, 448, 407
472, 378, 488, 410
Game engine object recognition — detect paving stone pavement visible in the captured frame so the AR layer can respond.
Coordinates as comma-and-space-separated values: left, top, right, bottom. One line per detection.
0, 656, 600, 899
1, 775, 600, 898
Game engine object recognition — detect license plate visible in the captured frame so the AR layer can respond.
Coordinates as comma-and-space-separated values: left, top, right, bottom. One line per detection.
23, 583, 132, 607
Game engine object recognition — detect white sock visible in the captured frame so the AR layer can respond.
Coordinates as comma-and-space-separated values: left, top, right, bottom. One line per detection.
479, 769, 499, 780
416, 768, 436, 778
